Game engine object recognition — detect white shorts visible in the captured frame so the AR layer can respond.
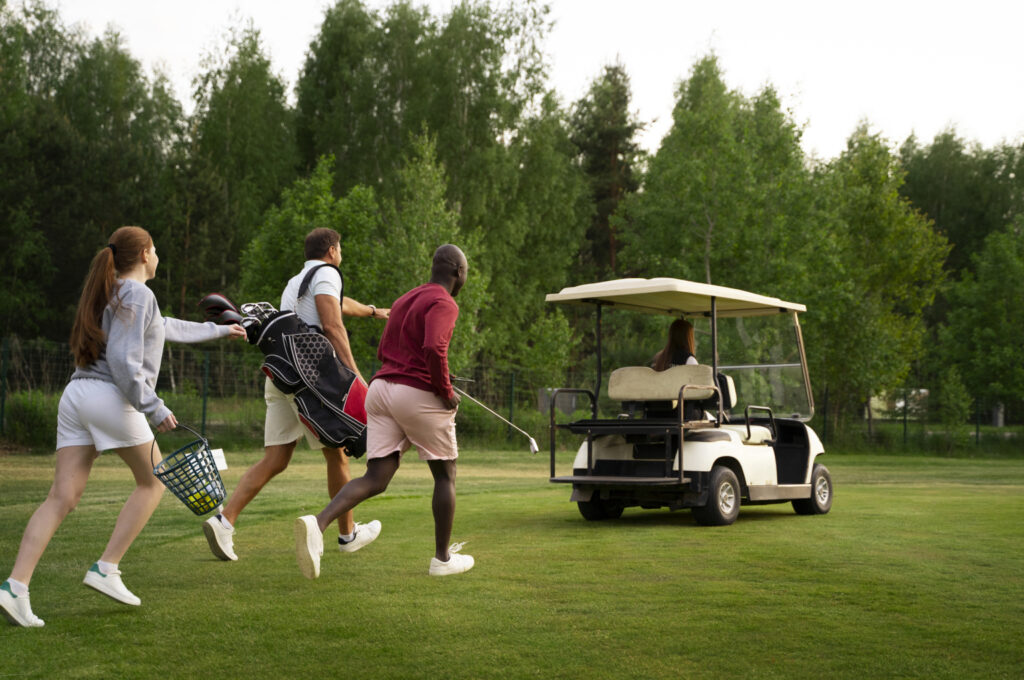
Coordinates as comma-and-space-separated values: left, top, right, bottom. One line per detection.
263, 378, 321, 449
56, 379, 153, 451
365, 380, 458, 461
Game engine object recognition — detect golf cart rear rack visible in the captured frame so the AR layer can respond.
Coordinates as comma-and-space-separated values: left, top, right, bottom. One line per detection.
548, 373, 723, 486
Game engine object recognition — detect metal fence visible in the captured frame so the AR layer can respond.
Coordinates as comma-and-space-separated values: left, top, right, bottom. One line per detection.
6, 336, 1016, 454
0, 336, 591, 450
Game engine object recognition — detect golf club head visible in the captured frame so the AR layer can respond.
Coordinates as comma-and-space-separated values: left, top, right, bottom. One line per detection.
198, 292, 240, 318
528, 437, 539, 454
212, 309, 244, 325
240, 302, 278, 323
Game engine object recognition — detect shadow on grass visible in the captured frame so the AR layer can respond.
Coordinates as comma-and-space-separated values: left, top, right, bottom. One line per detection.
524, 504, 802, 531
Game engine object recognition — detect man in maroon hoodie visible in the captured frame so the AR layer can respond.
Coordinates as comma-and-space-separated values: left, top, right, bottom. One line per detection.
294, 244, 474, 578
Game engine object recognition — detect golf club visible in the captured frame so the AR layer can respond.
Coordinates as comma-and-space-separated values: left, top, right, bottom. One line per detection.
452, 385, 539, 454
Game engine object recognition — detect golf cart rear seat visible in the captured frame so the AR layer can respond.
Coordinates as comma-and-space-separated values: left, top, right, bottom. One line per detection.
608, 364, 716, 402
609, 364, 717, 423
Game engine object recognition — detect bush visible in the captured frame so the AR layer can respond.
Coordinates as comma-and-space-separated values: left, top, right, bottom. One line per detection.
2, 390, 59, 451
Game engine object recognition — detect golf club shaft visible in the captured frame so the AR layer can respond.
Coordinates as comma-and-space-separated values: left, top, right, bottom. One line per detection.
452, 385, 532, 440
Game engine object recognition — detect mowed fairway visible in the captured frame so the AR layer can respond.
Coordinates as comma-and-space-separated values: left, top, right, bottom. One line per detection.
1, 449, 1022, 679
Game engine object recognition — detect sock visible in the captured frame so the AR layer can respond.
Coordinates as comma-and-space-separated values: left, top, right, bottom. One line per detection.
217, 514, 234, 531
339, 531, 355, 544
6, 578, 29, 597
97, 560, 118, 576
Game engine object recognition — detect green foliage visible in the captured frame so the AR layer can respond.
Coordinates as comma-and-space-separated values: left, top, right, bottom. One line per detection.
617, 55, 815, 298
0, 2, 183, 337
373, 134, 489, 372
295, 0, 585, 379
940, 219, 1024, 412
239, 155, 382, 308
161, 380, 204, 428
803, 126, 950, 426
569, 61, 644, 278
3, 0, 1024, 439
900, 131, 1022, 278
475, 93, 588, 374
2, 389, 58, 450
936, 365, 972, 450
180, 23, 299, 307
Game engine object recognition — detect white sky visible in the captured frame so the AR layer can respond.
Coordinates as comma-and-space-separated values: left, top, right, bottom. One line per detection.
52, 0, 1024, 160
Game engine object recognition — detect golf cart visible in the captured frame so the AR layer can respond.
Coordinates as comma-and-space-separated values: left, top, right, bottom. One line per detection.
545, 278, 832, 526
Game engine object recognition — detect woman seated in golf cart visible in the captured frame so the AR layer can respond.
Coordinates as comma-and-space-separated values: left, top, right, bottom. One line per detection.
651, 319, 698, 370
643, 318, 705, 420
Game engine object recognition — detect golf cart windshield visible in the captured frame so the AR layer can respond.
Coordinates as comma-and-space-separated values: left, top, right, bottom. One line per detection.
546, 278, 814, 422
714, 313, 812, 420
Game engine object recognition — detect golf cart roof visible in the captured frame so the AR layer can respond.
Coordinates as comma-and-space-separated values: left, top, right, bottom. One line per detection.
545, 278, 806, 317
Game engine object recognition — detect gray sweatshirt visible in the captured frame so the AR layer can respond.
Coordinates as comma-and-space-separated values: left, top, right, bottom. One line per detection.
71, 278, 234, 426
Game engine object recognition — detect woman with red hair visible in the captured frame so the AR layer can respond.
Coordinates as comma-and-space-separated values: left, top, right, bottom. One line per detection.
1, 226, 245, 628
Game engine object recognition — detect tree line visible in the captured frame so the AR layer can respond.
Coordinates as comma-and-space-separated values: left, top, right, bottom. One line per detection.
2, 0, 1022, 431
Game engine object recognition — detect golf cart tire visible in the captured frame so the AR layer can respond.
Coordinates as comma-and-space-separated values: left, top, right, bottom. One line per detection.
692, 465, 741, 526
792, 463, 833, 515
577, 497, 624, 521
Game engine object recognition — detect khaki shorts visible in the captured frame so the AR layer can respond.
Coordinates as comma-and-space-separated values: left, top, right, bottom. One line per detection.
56, 379, 153, 451
264, 378, 321, 449
366, 380, 458, 461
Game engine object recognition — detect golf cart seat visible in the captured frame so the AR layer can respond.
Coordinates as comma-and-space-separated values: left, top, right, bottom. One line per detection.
720, 423, 774, 445
609, 364, 719, 424
608, 364, 716, 402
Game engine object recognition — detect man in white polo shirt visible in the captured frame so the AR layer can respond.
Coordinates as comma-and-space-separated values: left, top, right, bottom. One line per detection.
203, 228, 388, 561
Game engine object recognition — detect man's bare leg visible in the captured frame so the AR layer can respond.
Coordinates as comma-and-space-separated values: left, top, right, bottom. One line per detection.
221, 442, 296, 526
322, 446, 354, 535
427, 459, 457, 561
314, 453, 400, 533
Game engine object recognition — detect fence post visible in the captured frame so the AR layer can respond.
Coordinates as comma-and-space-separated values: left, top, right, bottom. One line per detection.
201, 351, 210, 436
975, 401, 980, 446
506, 371, 516, 440
0, 337, 8, 435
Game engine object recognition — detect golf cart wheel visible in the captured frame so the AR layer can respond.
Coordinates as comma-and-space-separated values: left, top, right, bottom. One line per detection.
577, 496, 624, 521
692, 465, 741, 526
792, 463, 833, 515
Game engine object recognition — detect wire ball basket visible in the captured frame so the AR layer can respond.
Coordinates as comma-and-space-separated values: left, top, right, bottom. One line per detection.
151, 423, 226, 516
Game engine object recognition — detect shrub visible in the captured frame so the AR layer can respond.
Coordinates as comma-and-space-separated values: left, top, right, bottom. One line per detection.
2, 390, 59, 451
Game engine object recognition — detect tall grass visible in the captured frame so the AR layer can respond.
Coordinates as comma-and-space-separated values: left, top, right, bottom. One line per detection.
1, 449, 1022, 678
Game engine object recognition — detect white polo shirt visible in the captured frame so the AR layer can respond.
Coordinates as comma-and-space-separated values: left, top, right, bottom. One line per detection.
279, 260, 342, 328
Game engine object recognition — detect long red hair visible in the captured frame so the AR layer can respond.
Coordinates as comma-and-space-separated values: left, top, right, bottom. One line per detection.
70, 226, 153, 367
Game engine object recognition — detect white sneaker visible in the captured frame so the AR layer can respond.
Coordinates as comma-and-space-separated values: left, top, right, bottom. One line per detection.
428, 542, 474, 576
294, 515, 324, 579
1, 581, 44, 627
203, 515, 238, 561
338, 520, 382, 553
83, 563, 141, 606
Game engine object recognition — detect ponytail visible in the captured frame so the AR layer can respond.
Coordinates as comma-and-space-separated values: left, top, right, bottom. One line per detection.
69, 226, 152, 367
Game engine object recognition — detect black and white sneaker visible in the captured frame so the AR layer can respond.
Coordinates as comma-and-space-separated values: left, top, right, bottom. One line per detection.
338, 520, 382, 553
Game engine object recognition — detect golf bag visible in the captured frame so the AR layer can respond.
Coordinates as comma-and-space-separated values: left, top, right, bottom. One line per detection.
250, 309, 367, 457
202, 266, 367, 457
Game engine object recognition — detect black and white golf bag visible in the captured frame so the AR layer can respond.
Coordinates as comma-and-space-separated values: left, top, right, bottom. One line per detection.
200, 265, 368, 456
246, 307, 368, 457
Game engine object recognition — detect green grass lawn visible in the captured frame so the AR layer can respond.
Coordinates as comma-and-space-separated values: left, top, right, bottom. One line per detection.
1, 448, 1022, 679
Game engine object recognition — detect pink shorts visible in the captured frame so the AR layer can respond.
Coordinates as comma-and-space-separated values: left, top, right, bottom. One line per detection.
366, 380, 458, 461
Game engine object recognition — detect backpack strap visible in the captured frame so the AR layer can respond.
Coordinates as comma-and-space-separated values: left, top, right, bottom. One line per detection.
298, 263, 344, 301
